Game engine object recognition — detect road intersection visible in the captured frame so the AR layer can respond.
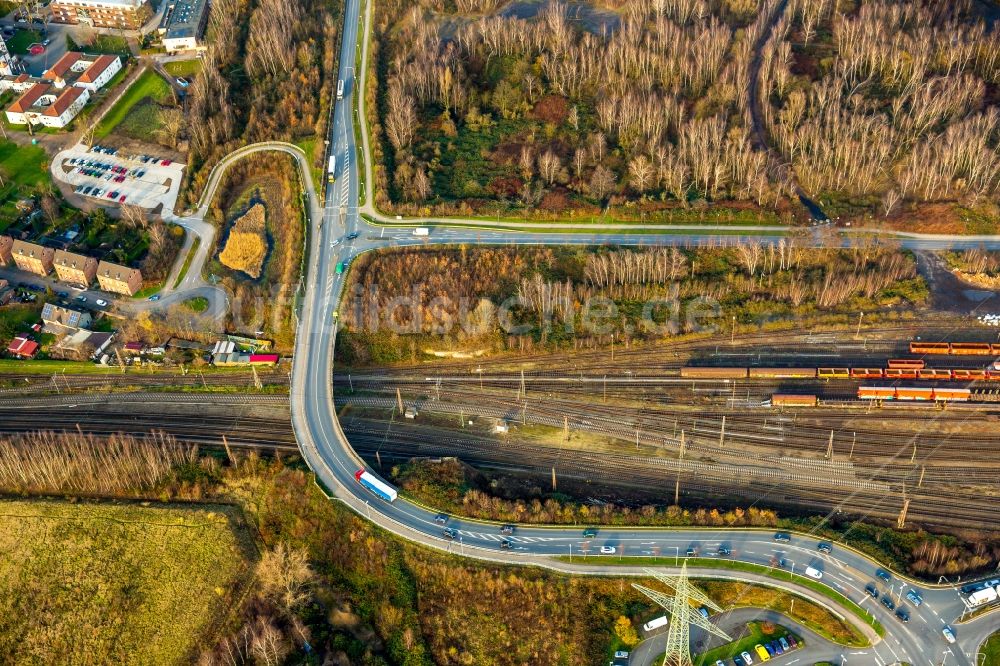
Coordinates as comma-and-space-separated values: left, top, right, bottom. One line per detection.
274, 0, 1000, 663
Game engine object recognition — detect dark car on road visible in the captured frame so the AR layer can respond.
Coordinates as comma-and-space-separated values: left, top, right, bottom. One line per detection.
881, 596, 896, 611
717, 545, 731, 557
583, 528, 597, 538
895, 608, 910, 622
774, 532, 791, 542
442, 528, 458, 539
500, 524, 514, 535
865, 584, 879, 599
876, 569, 892, 584
500, 538, 512, 549
817, 542, 833, 554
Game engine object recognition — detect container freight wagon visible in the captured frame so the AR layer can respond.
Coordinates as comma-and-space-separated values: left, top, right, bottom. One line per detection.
680, 367, 748, 378
910, 341, 1000, 355
771, 394, 818, 407
748, 367, 817, 379
354, 469, 398, 502
857, 387, 971, 402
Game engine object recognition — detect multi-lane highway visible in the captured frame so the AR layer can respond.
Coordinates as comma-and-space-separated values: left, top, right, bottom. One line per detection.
285, 0, 1000, 662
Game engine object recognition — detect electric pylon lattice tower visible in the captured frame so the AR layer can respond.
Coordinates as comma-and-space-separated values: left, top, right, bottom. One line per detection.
632, 565, 732, 666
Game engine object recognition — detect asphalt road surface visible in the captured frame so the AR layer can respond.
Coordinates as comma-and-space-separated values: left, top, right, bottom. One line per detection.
269, 0, 1000, 662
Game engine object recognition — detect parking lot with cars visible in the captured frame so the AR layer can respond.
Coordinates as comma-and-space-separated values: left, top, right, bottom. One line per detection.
53, 144, 186, 212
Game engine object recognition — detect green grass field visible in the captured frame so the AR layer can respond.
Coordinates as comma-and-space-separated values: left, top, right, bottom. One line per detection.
163, 59, 203, 78
694, 621, 790, 666
94, 69, 172, 139
0, 140, 49, 230
982, 632, 1000, 666
0, 500, 254, 664
183, 296, 209, 312
6, 29, 41, 55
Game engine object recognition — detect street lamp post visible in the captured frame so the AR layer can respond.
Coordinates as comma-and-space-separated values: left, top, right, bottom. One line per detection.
672, 546, 679, 567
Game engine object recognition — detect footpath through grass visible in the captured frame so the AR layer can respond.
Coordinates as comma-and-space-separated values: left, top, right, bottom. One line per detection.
557, 555, 881, 643
94, 69, 172, 139
0, 500, 254, 664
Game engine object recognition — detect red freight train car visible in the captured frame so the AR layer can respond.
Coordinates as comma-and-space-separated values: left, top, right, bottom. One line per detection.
909, 342, 951, 354
858, 386, 971, 401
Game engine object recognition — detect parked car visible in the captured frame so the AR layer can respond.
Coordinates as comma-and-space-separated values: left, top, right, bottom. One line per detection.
778, 637, 789, 651
740, 651, 754, 664
786, 635, 798, 649
754, 644, 770, 661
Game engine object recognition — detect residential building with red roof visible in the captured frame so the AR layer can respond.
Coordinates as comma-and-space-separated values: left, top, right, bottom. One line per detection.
3, 52, 118, 128
7, 336, 39, 359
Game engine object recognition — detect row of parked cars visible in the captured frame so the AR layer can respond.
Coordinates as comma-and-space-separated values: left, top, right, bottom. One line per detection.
74, 184, 127, 204
85, 145, 171, 169
719, 634, 801, 665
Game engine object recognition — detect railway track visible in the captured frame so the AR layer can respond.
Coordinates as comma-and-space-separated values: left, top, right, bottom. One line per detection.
332, 322, 976, 376
0, 388, 991, 530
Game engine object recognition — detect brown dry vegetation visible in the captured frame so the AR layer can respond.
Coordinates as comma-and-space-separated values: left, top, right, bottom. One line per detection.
370, 0, 783, 220
207, 154, 305, 351
183, 0, 341, 204
0, 431, 194, 495
336, 241, 926, 364
369, 0, 1000, 225
219, 203, 268, 279
764, 0, 1000, 221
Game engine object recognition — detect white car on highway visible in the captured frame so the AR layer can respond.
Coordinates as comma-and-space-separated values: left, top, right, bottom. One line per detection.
804, 566, 823, 580
600, 545, 616, 554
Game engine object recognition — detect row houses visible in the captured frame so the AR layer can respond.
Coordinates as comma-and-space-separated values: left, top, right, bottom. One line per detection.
0, 235, 142, 296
